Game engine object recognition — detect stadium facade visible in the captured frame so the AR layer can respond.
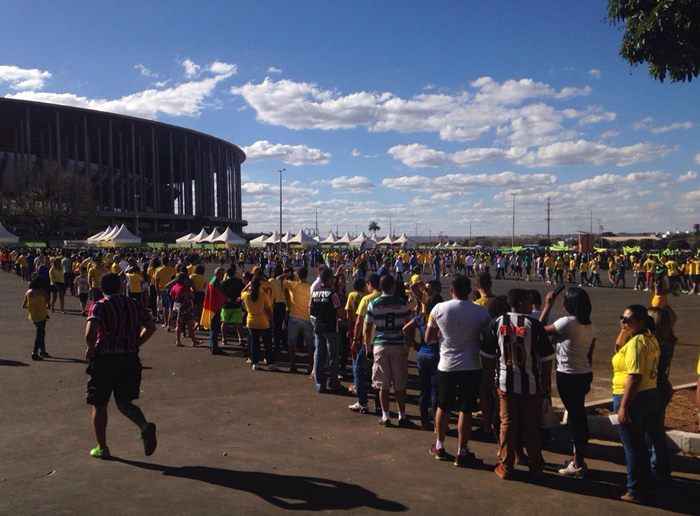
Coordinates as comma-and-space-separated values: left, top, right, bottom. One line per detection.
0, 98, 246, 237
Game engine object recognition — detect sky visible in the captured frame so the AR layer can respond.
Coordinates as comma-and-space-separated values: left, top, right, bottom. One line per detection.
2, 0, 700, 237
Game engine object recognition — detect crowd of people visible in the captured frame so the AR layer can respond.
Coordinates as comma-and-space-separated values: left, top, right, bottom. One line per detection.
2, 243, 700, 505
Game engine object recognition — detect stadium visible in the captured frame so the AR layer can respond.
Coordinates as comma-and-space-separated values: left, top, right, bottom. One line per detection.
0, 98, 246, 239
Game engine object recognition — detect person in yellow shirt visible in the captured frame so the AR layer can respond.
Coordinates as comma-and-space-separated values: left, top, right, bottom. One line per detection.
154, 258, 177, 330
268, 265, 288, 354
284, 267, 313, 373
347, 273, 379, 413
242, 277, 273, 371
125, 265, 145, 305
642, 255, 656, 292
88, 257, 108, 300
665, 258, 680, 294
23, 277, 50, 361
49, 257, 66, 312
473, 272, 494, 307
612, 304, 667, 503
189, 264, 207, 322
689, 256, 700, 296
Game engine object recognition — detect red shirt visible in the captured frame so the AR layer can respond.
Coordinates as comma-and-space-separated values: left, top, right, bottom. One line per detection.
88, 294, 151, 355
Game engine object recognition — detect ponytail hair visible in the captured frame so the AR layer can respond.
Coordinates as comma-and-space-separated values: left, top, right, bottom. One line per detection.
626, 304, 655, 333
563, 287, 592, 325
251, 277, 262, 302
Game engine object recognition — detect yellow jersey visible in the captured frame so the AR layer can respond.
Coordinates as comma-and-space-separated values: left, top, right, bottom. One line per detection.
189, 273, 207, 292
284, 280, 311, 321
242, 291, 271, 329
611, 332, 660, 396
23, 289, 49, 322
126, 272, 143, 293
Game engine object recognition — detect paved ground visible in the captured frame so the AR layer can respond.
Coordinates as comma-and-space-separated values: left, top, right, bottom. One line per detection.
1, 269, 699, 515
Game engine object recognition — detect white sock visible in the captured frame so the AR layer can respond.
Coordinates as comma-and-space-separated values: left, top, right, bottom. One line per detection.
435, 439, 444, 450
382, 410, 390, 420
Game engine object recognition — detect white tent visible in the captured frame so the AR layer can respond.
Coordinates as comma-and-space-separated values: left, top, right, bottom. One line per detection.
202, 227, 222, 243
265, 231, 281, 245
214, 227, 247, 247
350, 232, 376, 250
393, 233, 416, 249
280, 232, 293, 244
335, 232, 352, 245
288, 231, 318, 248
320, 232, 338, 245
377, 234, 395, 246
98, 225, 120, 242
191, 228, 209, 243
0, 222, 19, 244
87, 226, 111, 243
250, 234, 270, 248
102, 224, 141, 246
175, 232, 196, 244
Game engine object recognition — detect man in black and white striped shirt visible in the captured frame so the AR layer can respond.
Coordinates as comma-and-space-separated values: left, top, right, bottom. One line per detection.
482, 288, 554, 480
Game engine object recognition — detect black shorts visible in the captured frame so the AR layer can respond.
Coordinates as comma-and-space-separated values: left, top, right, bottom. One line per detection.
86, 354, 142, 406
437, 369, 482, 413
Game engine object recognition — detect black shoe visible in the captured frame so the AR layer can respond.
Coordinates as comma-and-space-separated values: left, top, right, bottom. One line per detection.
379, 417, 393, 427
454, 451, 484, 468
40, 351, 51, 358
141, 422, 157, 456
31, 353, 41, 361
398, 418, 418, 429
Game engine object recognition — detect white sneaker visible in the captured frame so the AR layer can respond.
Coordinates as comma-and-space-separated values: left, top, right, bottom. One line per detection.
348, 402, 368, 413
558, 461, 586, 478
251, 364, 258, 371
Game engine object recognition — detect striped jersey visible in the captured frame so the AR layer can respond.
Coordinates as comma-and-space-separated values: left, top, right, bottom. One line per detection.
365, 294, 411, 346
482, 312, 555, 395
88, 294, 152, 355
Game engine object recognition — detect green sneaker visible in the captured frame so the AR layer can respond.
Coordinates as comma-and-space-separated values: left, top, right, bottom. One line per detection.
90, 445, 111, 459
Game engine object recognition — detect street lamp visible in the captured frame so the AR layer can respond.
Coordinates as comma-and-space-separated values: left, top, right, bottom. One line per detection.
278, 168, 286, 254
511, 193, 516, 248
134, 193, 140, 235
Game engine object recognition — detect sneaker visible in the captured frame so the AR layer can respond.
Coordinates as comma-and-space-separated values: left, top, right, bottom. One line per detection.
90, 445, 111, 459
348, 402, 368, 414
454, 451, 484, 468
619, 491, 644, 504
245, 358, 252, 364
397, 418, 418, 429
251, 364, 258, 371
558, 460, 586, 478
494, 463, 513, 480
141, 422, 157, 456
31, 353, 41, 361
379, 417, 393, 427
429, 444, 449, 461
40, 351, 51, 358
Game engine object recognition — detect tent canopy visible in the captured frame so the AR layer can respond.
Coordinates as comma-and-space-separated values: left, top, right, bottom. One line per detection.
335, 232, 352, 245
320, 232, 338, 245
202, 228, 222, 243
377, 234, 395, 245
280, 232, 293, 244
214, 227, 247, 246
0, 222, 19, 244
175, 232, 196, 243
87, 226, 111, 242
288, 231, 318, 247
250, 234, 269, 248
350, 232, 376, 249
102, 224, 141, 246
191, 228, 209, 243
265, 231, 281, 244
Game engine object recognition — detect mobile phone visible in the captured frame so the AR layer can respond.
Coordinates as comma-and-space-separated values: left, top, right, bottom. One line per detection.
553, 284, 565, 297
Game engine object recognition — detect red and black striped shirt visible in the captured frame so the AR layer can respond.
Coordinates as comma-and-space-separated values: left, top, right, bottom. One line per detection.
88, 294, 152, 355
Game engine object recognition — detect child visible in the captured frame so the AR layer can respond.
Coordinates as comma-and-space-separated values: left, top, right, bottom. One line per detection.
74, 267, 91, 316
22, 277, 50, 360
170, 272, 200, 347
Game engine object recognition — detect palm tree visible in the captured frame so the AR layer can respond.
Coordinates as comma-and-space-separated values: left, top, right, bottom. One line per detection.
368, 221, 380, 238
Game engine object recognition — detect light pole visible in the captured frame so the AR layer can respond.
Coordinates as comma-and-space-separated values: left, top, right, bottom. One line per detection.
134, 193, 140, 235
511, 193, 516, 248
278, 168, 285, 253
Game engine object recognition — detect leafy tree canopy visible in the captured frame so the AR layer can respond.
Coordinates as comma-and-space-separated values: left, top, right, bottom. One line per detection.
608, 0, 700, 82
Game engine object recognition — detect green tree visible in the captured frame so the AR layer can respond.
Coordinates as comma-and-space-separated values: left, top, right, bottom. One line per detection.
608, 1, 700, 82
368, 221, 380, 237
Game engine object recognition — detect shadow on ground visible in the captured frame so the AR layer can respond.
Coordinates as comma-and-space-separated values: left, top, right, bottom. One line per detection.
112, 458, 408, 512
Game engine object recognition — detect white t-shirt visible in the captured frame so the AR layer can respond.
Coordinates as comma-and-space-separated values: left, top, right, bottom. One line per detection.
552, 315, 594, 374
428, 299, 491, 372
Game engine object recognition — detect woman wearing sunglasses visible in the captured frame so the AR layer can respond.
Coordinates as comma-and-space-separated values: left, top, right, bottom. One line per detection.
612, 305, 665, 504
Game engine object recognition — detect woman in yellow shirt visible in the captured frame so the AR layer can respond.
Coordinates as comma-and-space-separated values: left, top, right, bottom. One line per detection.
242, 277, 273, 371
23, 277, 50, 360
612, 304, 667, 504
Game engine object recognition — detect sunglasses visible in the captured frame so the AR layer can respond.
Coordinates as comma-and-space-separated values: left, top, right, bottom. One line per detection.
619, 315, 634, 325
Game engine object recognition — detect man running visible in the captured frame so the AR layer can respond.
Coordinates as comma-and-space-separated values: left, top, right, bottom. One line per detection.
85, 273, 157, 459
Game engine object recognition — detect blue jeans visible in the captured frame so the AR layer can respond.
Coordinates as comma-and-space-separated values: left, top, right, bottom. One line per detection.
352, 346, 369, 406
313, 331, 339, 392
613, 389, 662, 496
416, 351, 438, 424
34, 320, 47, 355
287, 317, 314, 368
209, 312, 221, 352
248, 328, 273, 365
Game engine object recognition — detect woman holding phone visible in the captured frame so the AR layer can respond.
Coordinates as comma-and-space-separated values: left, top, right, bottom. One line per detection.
540, 286, 595, 478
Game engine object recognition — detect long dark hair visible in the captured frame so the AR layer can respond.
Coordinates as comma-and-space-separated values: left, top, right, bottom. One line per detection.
626, 304, 655, 333
251, 277, 262, 302
563, 287, 592, 325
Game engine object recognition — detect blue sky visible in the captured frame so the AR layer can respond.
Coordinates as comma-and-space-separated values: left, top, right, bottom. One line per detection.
2, 0, 699, 236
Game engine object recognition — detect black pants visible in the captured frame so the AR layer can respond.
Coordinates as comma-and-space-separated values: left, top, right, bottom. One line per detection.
272, 303, 287, 353
556, 372, 592, 458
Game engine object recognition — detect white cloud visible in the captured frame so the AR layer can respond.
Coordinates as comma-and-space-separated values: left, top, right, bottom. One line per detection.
382, 171, 556, 193
0, 64, 51, 91
181, 58, 201, 78
134, 64, 157, 78
267, 66, 282, 74
387, 143, 519, 168
588, 69, 601, 79
567, 171, 671, 193
600, 130, 620, 139
678, 171, 698, 183
7, 74, 231, 119
575, 106, 616, 125
329, 176, 374, 192
242, 180, 317, 198
242, 140, 330, 166
518, 139, 673, 167
634, 117, 694, 134
351, 148, 362, 157
231, 76, 591, 142
684, 190, 700, 202
208, 61, 238, 76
